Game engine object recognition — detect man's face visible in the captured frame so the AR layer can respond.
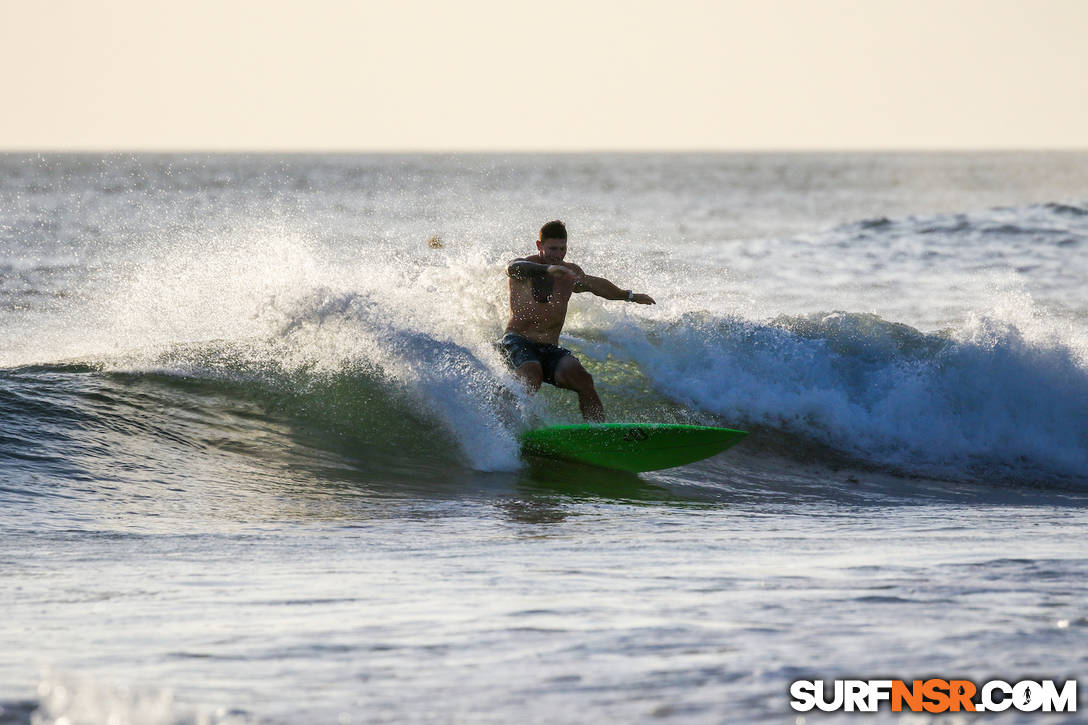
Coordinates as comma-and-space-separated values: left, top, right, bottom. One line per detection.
537, 237, 567, 264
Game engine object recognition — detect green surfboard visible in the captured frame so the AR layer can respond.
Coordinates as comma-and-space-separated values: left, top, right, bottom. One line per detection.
520, 423, 748, 472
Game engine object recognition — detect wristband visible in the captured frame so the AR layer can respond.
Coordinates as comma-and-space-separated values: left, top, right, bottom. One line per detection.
626, 290, 634, 302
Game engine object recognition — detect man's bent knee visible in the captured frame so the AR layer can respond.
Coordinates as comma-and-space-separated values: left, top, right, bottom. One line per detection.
555, 357, 594, 392
515, 362, 543, 390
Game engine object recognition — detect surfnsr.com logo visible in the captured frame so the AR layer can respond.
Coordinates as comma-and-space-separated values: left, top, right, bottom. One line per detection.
790, 679, 1077, 713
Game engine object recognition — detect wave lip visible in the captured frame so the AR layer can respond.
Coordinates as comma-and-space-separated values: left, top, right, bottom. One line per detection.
264, 288, 524, 472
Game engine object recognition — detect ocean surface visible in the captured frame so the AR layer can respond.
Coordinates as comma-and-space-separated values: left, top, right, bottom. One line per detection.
1, 152, 1086, 724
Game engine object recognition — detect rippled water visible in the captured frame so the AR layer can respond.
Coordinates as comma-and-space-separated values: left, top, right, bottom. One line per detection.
1, 153, 1086, 724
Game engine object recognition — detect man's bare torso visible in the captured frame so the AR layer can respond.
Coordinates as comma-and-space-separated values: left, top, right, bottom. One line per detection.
504, 254, 583, 345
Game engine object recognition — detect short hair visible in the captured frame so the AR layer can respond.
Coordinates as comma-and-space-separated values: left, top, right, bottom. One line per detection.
539, 220, 567, 241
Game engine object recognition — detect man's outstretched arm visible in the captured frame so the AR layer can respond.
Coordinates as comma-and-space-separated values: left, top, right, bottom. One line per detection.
575, 275, 656, 304
507, 260, 577, 280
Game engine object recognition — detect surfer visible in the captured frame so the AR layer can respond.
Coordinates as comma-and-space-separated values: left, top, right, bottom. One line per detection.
500, 220, 655, 422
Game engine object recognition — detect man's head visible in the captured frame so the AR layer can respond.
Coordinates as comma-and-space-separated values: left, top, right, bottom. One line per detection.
537, 220, 567, 263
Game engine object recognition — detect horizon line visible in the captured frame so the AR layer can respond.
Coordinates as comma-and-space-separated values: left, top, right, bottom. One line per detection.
3, 146, 1088, 155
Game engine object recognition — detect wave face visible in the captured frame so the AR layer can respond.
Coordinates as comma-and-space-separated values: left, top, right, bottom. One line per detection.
596, 311, 1088, 483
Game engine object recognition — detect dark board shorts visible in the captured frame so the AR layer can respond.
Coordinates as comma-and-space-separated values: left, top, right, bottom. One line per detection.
498, 333, 573, 385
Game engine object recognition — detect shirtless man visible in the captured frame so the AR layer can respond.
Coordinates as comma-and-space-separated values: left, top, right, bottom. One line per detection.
499, 220, 656, 422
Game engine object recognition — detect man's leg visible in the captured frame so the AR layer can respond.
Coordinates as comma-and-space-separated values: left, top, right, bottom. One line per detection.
500, 334, 543, 393
554, 356, 605, 422
514, 361, 544, 393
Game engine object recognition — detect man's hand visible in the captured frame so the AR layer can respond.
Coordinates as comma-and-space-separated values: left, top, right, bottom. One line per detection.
631, 293, 655, 305
547, 265, 578, 281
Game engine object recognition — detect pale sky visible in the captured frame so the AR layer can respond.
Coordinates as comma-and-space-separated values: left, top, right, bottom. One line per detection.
2, 0, 1086, 151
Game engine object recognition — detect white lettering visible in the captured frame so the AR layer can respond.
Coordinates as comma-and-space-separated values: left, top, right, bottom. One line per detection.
1013, 681, 1043, 712
1041, 680, 1077, 712
790, 681, 817, 712
982, 681, 1013, 712
845, 681, 868, 712
868, 680, 893, 711
816, 680, 844, 712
